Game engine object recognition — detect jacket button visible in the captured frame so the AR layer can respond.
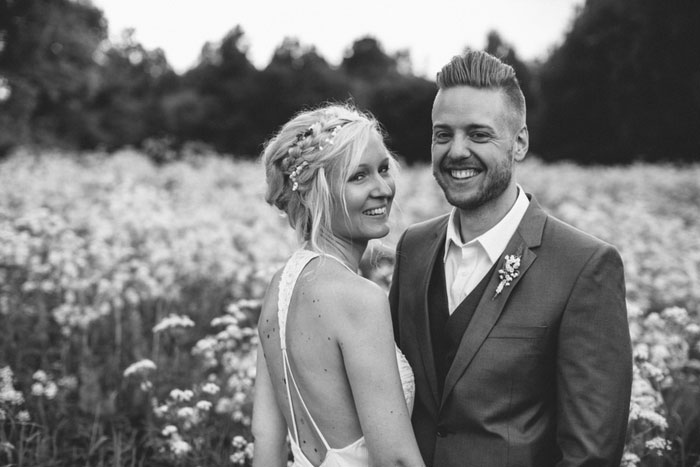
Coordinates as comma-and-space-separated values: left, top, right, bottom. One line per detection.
436, 427, 447, 437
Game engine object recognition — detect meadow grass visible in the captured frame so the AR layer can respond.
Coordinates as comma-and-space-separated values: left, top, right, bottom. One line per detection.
1, 150, 698, 466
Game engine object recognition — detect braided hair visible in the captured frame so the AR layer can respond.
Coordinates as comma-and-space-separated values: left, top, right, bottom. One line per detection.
261, 103, 393, 251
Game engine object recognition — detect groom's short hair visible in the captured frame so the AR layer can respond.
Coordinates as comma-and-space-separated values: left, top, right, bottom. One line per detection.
436, 50, 526, 130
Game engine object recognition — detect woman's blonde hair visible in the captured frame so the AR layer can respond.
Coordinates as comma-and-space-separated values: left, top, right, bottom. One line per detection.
261, 103, 395, 251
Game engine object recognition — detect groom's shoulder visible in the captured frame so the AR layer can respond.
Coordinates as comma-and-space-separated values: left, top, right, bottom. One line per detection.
539, 208, 617, 254
401, 214, 449, 245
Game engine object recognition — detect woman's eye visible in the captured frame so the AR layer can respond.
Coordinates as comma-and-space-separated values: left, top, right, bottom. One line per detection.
350, 172, 366, 182
379, 164, 390, 174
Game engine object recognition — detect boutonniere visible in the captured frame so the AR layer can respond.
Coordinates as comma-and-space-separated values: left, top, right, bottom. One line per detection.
493, 254, 521, 299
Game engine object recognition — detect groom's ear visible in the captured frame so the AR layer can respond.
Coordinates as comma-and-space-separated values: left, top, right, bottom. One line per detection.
513, 126, 529, 162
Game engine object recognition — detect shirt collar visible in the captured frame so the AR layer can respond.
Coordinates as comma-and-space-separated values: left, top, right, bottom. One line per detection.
444, 186, 530, 263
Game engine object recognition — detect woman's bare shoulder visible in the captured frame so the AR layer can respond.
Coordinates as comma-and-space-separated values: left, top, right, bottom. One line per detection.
258, 266, 285, 327
310, 261, 390, 329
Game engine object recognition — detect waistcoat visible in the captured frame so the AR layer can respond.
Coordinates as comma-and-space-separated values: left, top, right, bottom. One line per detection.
428, 245, 498, 395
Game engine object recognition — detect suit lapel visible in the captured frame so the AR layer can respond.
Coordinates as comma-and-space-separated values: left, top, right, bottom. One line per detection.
411, 215, 449, 410
439, 197, 546, 409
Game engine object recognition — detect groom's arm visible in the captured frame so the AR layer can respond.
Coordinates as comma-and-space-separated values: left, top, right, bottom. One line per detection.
389, 230, 408, 343
555, 244, 632, 467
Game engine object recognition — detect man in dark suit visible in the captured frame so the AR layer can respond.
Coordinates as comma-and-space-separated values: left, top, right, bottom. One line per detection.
389, 50, 632, 467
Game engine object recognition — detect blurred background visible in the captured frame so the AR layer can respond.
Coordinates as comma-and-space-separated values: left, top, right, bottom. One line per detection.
1, 0, 698, 164
1, 1, 699, 466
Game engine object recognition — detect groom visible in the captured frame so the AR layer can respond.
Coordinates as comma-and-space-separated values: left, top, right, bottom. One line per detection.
389, 50, 632, 467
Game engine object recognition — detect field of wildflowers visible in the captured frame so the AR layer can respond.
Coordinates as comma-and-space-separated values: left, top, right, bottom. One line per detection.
1, 150, 698, 466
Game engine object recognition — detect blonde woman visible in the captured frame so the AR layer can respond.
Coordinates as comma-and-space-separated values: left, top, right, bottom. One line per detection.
252, 104, 424, 467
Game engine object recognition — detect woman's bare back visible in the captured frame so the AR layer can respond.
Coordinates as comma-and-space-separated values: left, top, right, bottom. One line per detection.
258, 254, 369, 463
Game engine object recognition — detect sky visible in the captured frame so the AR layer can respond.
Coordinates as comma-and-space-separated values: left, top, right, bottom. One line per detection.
91, 0, 584, 77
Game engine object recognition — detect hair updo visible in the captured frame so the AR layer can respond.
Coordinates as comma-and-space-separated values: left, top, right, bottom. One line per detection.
261, 103, 394, 251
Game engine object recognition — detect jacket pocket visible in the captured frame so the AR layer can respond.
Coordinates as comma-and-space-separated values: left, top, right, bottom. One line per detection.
488, 325, 548, 339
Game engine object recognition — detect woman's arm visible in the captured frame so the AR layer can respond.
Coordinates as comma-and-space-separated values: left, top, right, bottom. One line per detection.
336, 278, 426, 467
251, 342, 288, 467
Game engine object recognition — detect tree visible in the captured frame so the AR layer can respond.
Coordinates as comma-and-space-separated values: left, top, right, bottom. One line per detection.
534, 0, 700, 163
170, 26, 261, 156
341, 36, 399, 83
0, 0, 106, 153
83, 29, 176, 149
483, 31, 537, 127
368, 76, 435, 164
254, 37, 351, 146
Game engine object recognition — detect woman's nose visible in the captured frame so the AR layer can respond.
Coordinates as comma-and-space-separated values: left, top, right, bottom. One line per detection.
371, 173, 394, 198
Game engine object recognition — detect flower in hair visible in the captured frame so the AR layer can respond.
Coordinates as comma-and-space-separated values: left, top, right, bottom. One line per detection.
318, 125, 343, 151
289, 160, 309, 191
285, 121, 347, 191
297, 126, 314, 141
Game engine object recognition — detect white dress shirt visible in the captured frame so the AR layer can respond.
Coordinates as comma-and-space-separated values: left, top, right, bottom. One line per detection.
443, 187, 530, 313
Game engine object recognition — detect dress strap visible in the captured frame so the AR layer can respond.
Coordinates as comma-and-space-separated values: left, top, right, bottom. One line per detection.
278, 250, 318, 350
277, 250, 332, 451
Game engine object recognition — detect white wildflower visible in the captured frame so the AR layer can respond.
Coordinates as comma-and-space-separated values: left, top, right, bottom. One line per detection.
44, 382, 58, 400
244, 442, 254, 458
57, 375, 78, 390
169, 437, 192, 457
32, 370, 48, 383
169, 389, 194, 402
31, 382, 44, 397
162, 425, 178, 436
140, 381, 153, 392
153, 314, 195, 333
621, 452, 640, 467
201, 383, 220, 395
645, 437, 671, 452
638, 409, 668, 429
196, 400, 212, 412
231, 435, 246, 449
211, 315, 238, 327
643, 312, 664, 329
123, 359, 157, 377
661, 306, 688, 325
17, 410, 30, 423
230, 452, 246, 465
177, 406, 195, 420
154, 404, 169, 417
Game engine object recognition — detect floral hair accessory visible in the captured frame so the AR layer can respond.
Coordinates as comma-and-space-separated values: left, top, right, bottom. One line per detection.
493, 254, 521, 299
317, 124, 343, 151
289, 160, 309, 192
285, 121, 349, 192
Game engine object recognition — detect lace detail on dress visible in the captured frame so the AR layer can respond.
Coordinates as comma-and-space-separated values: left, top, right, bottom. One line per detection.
278, 249, 319, 351
395, 346, 415, 414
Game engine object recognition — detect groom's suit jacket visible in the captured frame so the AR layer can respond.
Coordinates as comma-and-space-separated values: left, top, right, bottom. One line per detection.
389, 196, 632, 467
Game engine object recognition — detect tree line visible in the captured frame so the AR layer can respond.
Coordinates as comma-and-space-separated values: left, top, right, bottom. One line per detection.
0, 0, 698, 164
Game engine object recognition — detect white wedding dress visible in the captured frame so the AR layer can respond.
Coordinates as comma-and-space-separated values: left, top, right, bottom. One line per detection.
278, 249, 415, 467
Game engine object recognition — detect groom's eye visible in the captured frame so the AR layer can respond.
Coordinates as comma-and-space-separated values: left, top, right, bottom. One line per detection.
470, 131, 491, 143
433, 130, 451, 143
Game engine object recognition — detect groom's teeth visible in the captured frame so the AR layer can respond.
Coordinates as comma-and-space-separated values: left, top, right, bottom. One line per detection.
363, 207, 386, 216
451, 169, 479, 179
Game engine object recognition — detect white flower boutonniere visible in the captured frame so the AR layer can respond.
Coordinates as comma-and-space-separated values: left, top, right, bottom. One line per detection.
493, 254, 521, 299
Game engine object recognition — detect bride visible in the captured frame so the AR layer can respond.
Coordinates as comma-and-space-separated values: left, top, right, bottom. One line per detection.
252, 104, 425, 467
